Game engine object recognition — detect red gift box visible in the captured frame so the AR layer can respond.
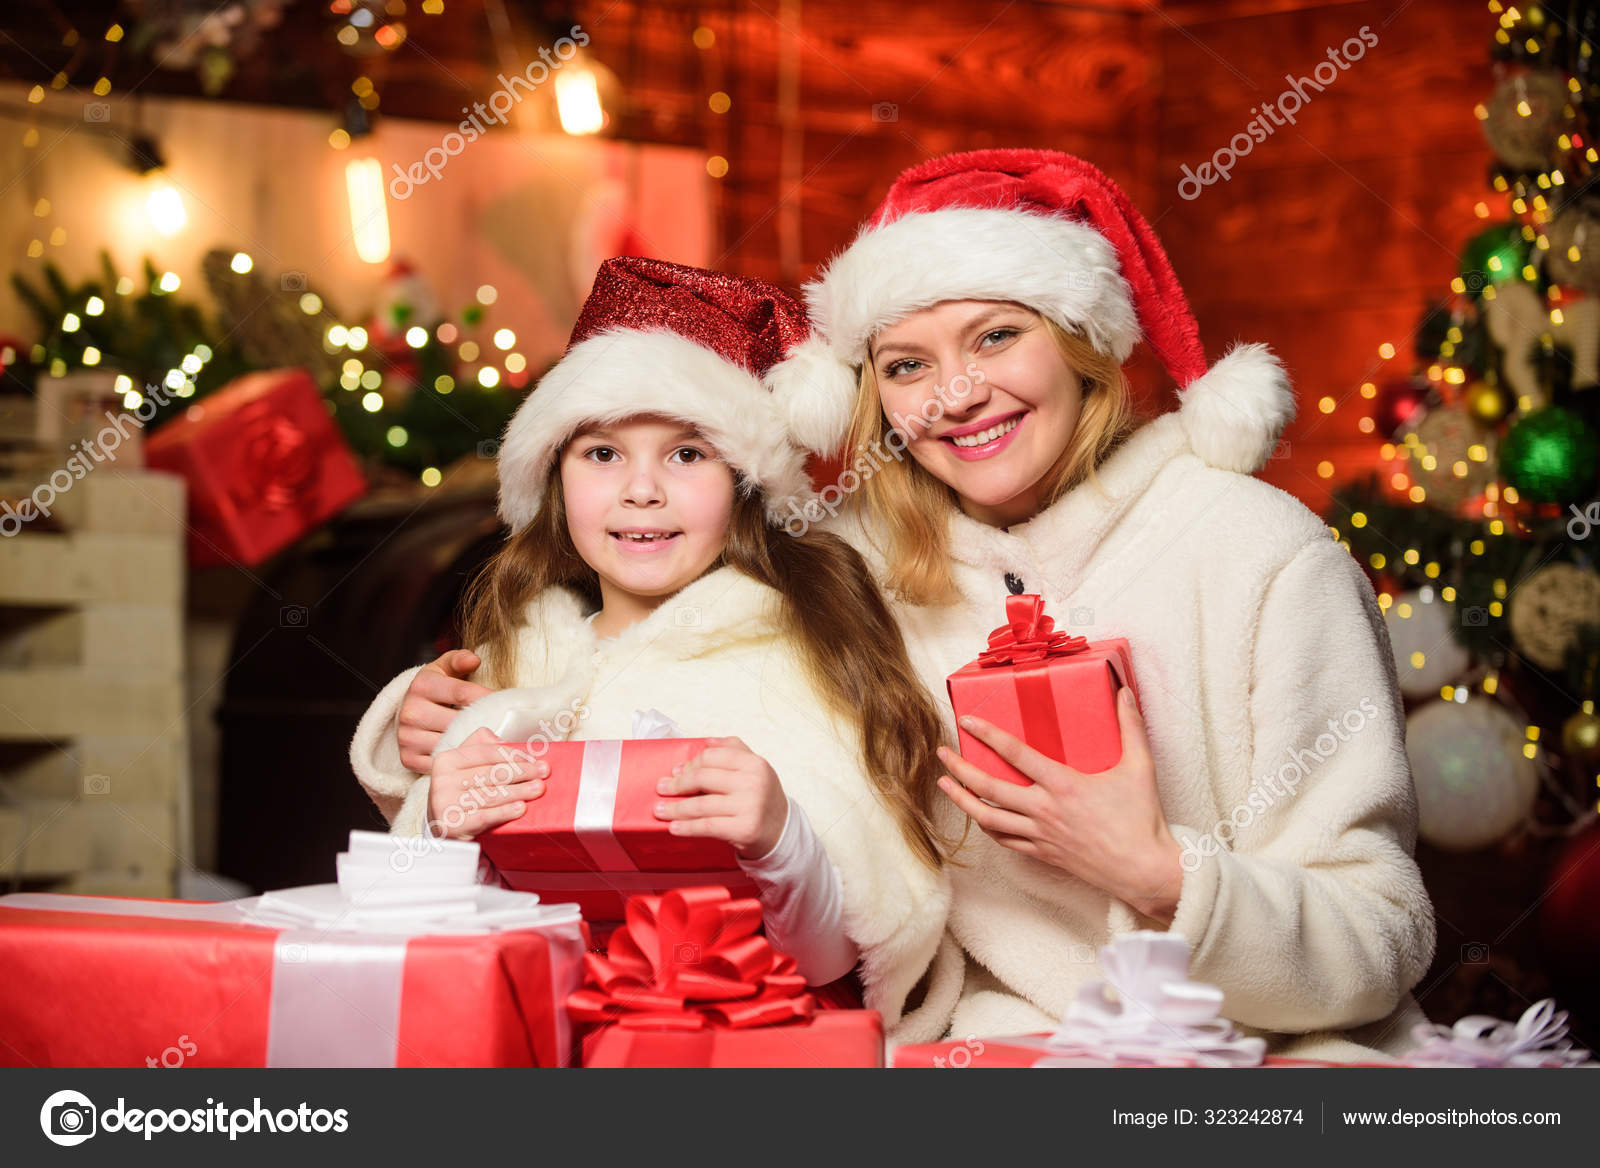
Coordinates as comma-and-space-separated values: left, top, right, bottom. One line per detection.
892, 1034, 1397, 1068
480, 737, 757, 921
0, 893, 587, 1068
583, 1011, 883, 1068
568, 886, 883, 1068
946, 594, 1140, 784
145, 368, 366, 567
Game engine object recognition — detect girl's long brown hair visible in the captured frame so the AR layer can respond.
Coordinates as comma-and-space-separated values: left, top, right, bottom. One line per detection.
459, 458, 954, 869
846, 315, 1140, 608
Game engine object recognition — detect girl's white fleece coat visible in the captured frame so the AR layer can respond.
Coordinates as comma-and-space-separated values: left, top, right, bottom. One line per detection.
348, 566, 956, 1044
826, 401, 1438, 1063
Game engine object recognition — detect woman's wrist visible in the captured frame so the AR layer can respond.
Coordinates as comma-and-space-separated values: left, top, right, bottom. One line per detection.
1119, 832, 1185, 925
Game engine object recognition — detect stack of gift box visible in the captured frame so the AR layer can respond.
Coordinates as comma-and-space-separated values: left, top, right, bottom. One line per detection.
2, 593, 1587, 1069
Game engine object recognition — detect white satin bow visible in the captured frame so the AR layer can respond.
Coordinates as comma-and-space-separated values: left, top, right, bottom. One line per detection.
1040, 931, 1266, 1068
1407, 999, 1592, 1068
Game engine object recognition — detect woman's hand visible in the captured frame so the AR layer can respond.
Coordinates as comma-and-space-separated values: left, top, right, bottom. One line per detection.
398, 649, 495, 773
936, 687, 1185, 924
425, 727, 548, 840
652, 736, 788, 860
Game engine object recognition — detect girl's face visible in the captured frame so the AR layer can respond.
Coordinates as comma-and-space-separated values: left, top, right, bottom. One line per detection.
559, 416, 734, 607
870, 300, 1083, 528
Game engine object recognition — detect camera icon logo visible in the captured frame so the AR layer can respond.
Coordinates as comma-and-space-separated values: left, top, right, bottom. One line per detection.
1069, 606, 1094, 627
673, 942, 701, 965
280, 604, 308, 628
1271, 438, 1292, 460
40, 1089, 97, 1146
673, 605, 701, 627
280, 942, 310, 963
83, 773, 111, 796
870, 102, 898, 123
84, 103, 110, 124
281, 271, 308, 292
477, 439, 500, 459
1461, 942, 1489, 964
1461, 607, 1489, 627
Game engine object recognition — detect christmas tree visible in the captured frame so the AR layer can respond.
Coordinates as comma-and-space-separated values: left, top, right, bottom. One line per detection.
1323, 0, 1600, 1033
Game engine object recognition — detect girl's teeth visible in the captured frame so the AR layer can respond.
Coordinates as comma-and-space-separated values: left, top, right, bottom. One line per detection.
950, 416, 1020, 448
619, 532, 672, 541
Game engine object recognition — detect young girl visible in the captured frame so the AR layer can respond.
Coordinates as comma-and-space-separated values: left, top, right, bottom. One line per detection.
350, 256, 957, 1042
765, 149, 1437, 1061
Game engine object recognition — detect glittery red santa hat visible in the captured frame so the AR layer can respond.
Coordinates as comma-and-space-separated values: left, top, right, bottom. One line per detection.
496, 256, 816, 532
768, 148, 1295, 473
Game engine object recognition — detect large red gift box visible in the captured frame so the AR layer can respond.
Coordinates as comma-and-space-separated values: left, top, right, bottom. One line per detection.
892, 1034, 1397, 1068
946, 594, 1140, 783
0, 894, 587, 1068
480, 737, 757, 921
583, 1011, 883, 1068
567, 886, 882, 1068
144, 368, 366, 567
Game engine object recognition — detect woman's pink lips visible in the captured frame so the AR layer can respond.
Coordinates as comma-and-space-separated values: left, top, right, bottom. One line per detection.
940, 413, 1026, 461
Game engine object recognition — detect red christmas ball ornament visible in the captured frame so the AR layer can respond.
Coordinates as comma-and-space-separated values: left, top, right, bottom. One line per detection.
1374, 376, 1431, 438
1538, 819, 1600, 1030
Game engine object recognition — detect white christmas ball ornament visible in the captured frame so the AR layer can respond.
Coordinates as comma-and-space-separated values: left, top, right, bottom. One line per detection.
1384, 588, 1471, 698
1405, 697, 1539, 850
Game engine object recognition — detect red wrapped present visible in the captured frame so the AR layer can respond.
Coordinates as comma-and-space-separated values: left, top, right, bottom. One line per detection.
569, 886, 883, 1068
892, 1034, 1396, 1068
480, 736, 757, 921
946, 594, 1140, 783
144, 368, 366, 567
0, 893, 587, 1068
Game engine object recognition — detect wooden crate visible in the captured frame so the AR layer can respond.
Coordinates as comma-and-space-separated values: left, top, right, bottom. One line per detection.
0, 434, 189, 897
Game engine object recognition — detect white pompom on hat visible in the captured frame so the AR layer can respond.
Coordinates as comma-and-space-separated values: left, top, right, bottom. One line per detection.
766, 148, 1295, 473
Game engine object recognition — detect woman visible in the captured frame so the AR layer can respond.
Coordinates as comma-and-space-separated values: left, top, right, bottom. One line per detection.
764, 148, 1436, 1061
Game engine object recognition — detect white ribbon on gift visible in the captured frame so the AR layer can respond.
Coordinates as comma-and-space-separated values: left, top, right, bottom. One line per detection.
1405, 998, 1593, 1068
0, 833, 587, 1068
1035, 931, 1267, 1068
567, 708, 683, 871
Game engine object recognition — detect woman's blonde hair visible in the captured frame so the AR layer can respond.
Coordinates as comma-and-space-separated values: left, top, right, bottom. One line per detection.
845, 313, 1140, 607
459, 450, 956, 869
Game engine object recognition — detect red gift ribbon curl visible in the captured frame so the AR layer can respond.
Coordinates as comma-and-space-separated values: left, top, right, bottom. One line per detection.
976, 594, 1089, 668
566, 886, 816, 1031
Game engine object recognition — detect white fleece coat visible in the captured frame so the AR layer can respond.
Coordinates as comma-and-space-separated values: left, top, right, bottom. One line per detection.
825, 404, 1438, 1062
348, 566, 957, 1044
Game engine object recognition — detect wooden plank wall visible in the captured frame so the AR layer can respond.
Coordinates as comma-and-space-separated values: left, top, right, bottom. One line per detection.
574, 0, 1493, 514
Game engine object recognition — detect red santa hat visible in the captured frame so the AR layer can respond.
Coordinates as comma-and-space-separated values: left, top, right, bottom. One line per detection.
496, 256, 816, 532
767, 148, 1294, 473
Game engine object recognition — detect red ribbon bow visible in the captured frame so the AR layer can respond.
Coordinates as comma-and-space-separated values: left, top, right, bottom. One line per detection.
977, 594, 1088, 668
566, 886, 815, 1031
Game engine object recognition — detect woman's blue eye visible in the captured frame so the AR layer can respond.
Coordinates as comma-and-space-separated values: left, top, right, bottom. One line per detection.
883, 359, 923, 378
980, 328, 1019, 346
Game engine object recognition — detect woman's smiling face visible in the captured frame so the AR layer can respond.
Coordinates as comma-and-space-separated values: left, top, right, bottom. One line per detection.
870, 300, 1084, 527
559, 415, 734, 603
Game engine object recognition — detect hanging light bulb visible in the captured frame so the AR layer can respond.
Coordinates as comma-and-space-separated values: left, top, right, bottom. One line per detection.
129, 134, 186, 238
555, 66, 604, 135
345, 157, 391, 264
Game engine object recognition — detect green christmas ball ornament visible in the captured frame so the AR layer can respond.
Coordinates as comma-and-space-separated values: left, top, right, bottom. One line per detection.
1459, 223, 1530, 296
1500, 406, 1600, 503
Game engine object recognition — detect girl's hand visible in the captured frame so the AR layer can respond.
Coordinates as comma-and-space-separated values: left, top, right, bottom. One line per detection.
652, 736, 788, 860
398, 650, 495, 774
936, 688, 1185, 924
425, 727, 548, 840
